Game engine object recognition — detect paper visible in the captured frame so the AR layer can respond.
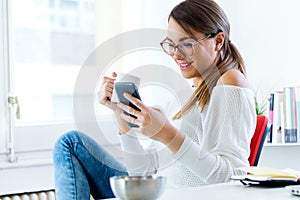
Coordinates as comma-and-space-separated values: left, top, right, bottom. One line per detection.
231, 167, 300, 187
235, 167, 299, 179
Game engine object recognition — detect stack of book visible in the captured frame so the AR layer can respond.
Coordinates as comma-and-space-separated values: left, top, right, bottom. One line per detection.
231, 167, 300, 187
268, 86, 300, 144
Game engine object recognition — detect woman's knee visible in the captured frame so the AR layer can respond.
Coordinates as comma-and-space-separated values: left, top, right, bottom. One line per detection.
53, 130, 84, 162
54, 130, 82, 149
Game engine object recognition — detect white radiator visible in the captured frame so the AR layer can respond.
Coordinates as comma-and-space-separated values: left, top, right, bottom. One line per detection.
0, 190, 55, 200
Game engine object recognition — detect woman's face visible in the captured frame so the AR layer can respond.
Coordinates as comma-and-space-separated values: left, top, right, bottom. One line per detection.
166, 17, 219, 85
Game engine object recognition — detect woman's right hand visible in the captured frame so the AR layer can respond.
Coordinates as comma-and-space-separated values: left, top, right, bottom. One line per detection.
97, 72, 117, 109
97, 72, 131, 134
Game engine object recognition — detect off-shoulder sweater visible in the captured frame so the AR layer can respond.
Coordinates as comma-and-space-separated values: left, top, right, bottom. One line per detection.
119, 85, 256, 189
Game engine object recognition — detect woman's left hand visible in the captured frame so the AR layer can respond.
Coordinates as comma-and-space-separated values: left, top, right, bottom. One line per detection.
117, 93, 172, 142
118, 92, 185, 153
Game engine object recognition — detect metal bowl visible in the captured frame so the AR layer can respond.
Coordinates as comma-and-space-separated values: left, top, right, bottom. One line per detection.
109, 176, 167, 200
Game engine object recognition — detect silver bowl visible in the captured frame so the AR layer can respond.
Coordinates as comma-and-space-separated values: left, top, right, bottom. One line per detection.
109, 176, 167, 200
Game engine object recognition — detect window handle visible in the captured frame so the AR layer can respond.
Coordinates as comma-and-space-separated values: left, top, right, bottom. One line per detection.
8, 96, 20, 119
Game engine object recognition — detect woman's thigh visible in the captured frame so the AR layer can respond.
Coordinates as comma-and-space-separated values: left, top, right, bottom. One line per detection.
54, 130, 128, 199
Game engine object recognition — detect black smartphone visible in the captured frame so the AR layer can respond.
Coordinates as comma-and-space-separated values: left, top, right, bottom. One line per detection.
114, 82, 141, 127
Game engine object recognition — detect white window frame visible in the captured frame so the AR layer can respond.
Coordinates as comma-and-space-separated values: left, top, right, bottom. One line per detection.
0, 0, 9, 157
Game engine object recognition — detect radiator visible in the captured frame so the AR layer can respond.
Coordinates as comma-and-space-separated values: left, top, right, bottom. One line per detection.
0, 190, 55, 200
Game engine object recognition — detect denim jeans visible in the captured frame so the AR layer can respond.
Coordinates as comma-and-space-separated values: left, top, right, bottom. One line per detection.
53, 130, 128, 200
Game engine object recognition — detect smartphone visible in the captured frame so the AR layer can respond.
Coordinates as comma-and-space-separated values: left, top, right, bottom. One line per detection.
286, 185, 300, 196
114, 82, 141, 127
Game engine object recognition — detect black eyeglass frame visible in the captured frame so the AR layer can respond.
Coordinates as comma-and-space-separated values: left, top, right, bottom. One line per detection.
160, 32, 219, 58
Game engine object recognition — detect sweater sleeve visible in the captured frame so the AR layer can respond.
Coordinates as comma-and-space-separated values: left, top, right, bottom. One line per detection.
118, 99, 183, 177
173, 86, 256, 184
119, 130, 158, 176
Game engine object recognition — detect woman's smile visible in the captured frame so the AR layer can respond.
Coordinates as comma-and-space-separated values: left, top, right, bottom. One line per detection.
178, 61, 193, 71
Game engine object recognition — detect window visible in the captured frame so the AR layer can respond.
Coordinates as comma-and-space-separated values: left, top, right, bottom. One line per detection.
0, 0, 182, 194
3, 0, 182, 159
12, 0, 95, 122
0, 0, 97, 163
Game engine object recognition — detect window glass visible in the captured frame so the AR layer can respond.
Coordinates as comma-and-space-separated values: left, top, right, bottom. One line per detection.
11, 0, 95, 122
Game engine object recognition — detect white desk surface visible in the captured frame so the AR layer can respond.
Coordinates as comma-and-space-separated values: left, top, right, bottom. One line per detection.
105, 181, 299, 200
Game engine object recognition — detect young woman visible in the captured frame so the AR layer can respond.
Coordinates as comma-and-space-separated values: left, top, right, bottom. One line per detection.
53, 0, 256, 199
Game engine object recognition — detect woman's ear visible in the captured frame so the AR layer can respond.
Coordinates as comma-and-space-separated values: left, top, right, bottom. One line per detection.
215, 32, 225, 51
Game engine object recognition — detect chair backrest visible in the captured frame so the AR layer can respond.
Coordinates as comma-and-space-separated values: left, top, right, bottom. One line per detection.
248, 115, 269, 166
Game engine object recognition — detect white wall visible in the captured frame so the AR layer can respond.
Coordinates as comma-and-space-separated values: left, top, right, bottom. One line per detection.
217, 0, 300, 102
97, 0, 300, 102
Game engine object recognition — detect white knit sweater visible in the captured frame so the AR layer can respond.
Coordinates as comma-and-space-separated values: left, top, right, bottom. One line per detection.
119, 85, 256, 189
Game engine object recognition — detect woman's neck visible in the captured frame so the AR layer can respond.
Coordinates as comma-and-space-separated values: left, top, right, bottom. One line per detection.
193, 77, 203, 88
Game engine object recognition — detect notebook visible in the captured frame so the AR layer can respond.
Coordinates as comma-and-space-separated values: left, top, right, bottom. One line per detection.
230, 167, 300, 187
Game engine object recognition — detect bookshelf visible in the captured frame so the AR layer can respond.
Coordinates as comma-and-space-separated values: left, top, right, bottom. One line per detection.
258, 86, 300, 170
260, 144, 300, 170
264, 143, 300, 147
266, 86, 300, 145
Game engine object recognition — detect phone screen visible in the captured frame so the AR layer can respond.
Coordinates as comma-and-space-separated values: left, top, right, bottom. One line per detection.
114, 82, 141, 127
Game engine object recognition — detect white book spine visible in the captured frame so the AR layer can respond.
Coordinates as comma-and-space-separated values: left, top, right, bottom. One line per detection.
272, 91, 284, 143
283, 87, 297, 143
280, 101, 285, 143
295, 87, 300, 143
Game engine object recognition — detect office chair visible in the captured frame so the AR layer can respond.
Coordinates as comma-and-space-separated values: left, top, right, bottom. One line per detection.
248, 115, 269, 166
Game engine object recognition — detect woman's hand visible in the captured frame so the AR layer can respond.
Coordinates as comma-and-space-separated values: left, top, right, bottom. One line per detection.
97, 72, 131, 134
97, 72, 117, 109
117, 93, 185, 153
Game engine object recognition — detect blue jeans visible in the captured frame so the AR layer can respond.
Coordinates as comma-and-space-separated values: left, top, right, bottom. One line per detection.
53, 130, 128, 200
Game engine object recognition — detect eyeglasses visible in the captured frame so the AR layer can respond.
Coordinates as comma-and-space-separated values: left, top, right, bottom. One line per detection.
160, 33, 216, 58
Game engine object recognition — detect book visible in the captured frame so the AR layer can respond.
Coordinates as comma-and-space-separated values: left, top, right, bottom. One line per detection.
283, 87, 297, 143
280, 100, 285, 143
231, 167, 300, 187
267, 93, 274, 143
295, 86, 300, 142
272, 91, 284, 143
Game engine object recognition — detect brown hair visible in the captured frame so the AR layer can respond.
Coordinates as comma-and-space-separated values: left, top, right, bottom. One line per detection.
171, 0, 246, 119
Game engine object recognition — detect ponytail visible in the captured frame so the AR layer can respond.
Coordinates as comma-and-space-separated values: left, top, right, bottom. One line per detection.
228, 41, 246, 75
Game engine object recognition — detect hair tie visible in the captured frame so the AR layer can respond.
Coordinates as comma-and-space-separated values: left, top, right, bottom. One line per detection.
228, 40, 231, 43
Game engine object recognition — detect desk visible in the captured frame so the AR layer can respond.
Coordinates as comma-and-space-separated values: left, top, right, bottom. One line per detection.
105, 181, 298, 200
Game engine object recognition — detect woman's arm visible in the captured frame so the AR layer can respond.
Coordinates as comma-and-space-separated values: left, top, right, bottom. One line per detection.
119, 130, 158, 176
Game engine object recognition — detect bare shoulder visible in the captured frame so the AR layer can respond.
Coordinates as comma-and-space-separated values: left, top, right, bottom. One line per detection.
217, 69, 250, 88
